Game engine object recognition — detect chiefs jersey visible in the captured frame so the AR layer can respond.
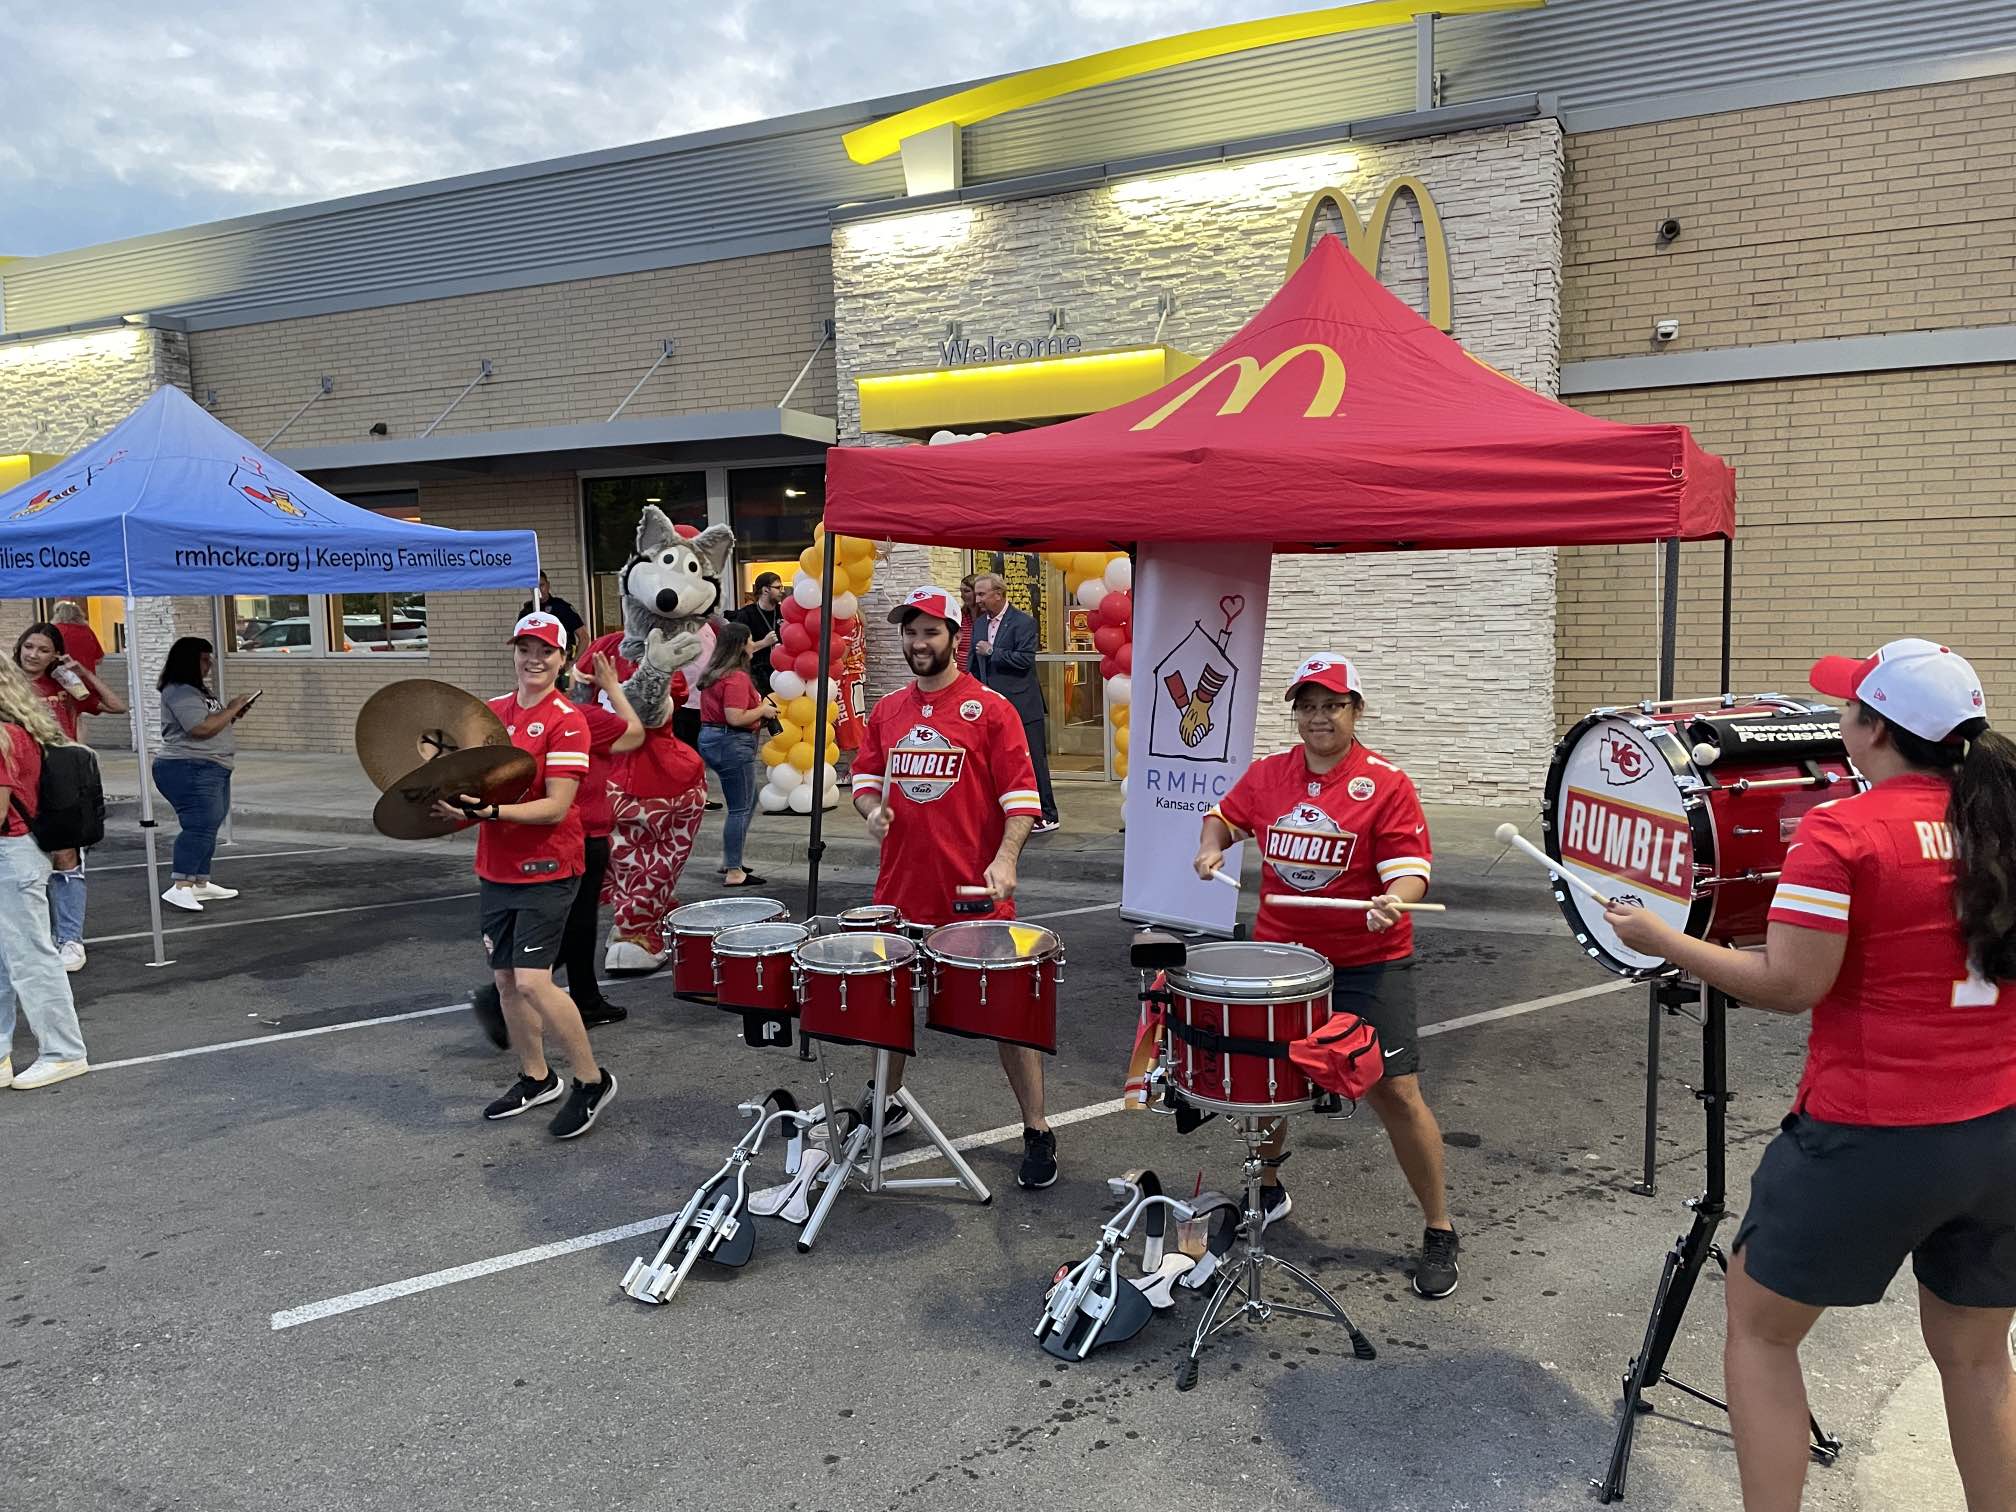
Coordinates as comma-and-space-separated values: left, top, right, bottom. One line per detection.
579, 630, 704, 800
1768, 772, 2016, 1126
475, 688, 592, 885
1212, 742, 1431, 967
851, 673, 1041, 927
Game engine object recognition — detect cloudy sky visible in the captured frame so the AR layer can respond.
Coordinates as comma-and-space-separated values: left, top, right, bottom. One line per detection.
0, 0, 1300, 258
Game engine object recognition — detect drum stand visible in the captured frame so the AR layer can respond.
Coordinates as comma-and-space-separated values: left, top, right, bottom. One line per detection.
796, 1042, 991, 1252
1176, 1113, 1378, 1392
1596, 981, 1840, 1501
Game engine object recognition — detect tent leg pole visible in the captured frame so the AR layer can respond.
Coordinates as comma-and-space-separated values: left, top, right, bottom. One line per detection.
125, 599, 172, 969
1719, 536, 1733, 695
1636, 538, 1682, 1195
211, 597, 234, 849
804, 528, 841, 918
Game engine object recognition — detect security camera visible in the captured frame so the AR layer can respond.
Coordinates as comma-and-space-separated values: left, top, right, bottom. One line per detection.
1656, 218, 1682, 244
1653, 319, 1680, 344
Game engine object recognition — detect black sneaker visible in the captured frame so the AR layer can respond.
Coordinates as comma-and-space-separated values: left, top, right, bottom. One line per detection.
578, 1000, 628, 1029
551, 1070, 618, 1140
1413, 1226, 1460, 1299
1018, 1127, 1059, 1189
861, 1085, 915, 1137
484, 1070, 563, 1120
1260, 1183, 1293, 1228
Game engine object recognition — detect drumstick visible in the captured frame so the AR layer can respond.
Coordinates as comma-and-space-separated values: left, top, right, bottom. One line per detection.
1269, 895, 1448, 914
1205, 868, 1241, 891
1493, 823, 1616, 907
954, 885, 992, 898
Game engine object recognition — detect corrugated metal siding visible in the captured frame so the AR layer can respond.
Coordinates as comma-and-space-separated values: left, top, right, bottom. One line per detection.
7, 0, 2013, 332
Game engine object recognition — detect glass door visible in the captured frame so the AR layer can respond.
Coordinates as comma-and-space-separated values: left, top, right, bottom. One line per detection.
971, 550, 1112, 781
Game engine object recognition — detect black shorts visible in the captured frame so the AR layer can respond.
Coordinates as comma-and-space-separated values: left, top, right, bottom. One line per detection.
480, 877, 580, 972
1334, 956, 1420, 1078
1736, 1105, 2016, 1309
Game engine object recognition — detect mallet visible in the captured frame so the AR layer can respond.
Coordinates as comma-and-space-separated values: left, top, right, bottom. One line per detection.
1493, 823, 1617, 908
1270, 895, 1447, 914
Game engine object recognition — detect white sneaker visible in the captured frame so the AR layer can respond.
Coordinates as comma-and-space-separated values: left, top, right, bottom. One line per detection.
58, 941, 85, 972
13, 1057, 89, 1090
0, 1056, 12, 1089
162, 885, 204, 912
193, 882, 239, 901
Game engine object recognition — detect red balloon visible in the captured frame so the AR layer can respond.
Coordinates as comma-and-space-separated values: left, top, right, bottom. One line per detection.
830, 636, 849, 665
780, 622, 812, 656
803, 607, 824, 640
794, 650, 821, 681
1102, 591, 1132, 628
1116, 642, 1132, 674
768, 646, 794, 673
781, 596, 807, 623
1100, 655, 1120, 679
829, 617, 856, 640
1093, 624, 1126, 657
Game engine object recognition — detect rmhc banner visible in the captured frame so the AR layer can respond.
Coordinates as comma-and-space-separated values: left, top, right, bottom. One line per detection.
1120, 541, 1273, 935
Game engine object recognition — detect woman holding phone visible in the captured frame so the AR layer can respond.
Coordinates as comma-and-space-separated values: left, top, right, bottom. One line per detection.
154, 637, 255, 913
696, 624, 777, 888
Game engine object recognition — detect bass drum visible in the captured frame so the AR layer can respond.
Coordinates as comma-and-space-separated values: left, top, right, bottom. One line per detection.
1541, 700, 1861, 978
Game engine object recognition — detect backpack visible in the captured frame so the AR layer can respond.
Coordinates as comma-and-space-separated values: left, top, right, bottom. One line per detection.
9, 742, 106, 854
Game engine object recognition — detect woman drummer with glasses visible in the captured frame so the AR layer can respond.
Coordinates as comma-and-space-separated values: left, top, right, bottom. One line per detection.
1192, 653, 1460, 1300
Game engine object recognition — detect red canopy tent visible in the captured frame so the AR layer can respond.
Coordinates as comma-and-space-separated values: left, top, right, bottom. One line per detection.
825, 233, 1733, 550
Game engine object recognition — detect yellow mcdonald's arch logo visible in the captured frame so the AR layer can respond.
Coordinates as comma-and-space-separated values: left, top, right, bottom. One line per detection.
1130, 342, 1345, 432
1288, 174, 1452, 331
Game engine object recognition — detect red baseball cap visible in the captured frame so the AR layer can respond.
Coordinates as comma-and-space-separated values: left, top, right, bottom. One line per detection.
510, 611, 567, 649
1285, 653, 1363, 702
1809, 637, 1985, 742
888, 585, 962, 628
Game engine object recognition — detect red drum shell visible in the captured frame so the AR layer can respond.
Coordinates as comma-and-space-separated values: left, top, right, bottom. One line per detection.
667, 898, 788, 1001
711, 923, 810, 1015
1167, 992, 1333, 1113
795, 932, 918, 1055
923, 922, 1061, 1054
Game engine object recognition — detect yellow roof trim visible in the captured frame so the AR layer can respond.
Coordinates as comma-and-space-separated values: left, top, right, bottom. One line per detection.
842, 0, 1544, 166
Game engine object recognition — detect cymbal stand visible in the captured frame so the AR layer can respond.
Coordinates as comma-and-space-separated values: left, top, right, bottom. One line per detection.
1175, 1113, 1377, 1392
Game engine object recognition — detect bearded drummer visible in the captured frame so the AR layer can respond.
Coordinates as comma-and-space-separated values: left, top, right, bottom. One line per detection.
1192, 653, 1460, 1299
850, 586, 1057, 1189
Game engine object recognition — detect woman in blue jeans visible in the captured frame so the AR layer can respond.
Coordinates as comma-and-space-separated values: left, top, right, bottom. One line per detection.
153, 638, 256, 913
695, 624, 776, 888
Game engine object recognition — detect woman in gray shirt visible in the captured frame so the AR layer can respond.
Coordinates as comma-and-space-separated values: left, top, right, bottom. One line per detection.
153, 638, 255, 913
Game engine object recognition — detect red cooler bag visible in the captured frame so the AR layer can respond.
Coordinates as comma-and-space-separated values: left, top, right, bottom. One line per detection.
1288, 1011, 1385, 1103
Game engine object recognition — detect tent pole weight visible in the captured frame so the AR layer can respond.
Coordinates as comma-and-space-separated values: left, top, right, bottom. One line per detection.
804, 527, 841, 917
124, 598, 172, 968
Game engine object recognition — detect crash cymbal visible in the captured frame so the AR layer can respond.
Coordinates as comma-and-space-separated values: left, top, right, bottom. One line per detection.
355, 680, 510, 792
371, 747, 537, 841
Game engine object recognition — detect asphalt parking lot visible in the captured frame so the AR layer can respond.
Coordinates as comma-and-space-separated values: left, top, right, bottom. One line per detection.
3, 824, 1958, 1511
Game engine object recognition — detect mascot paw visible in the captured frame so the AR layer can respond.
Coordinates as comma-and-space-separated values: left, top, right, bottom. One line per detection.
644, 627, 702, 675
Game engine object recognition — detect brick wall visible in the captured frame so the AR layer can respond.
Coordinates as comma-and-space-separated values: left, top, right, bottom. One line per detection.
1556, 364, 2016, 729
188, 247, 837, 450
832, 122, 1566, 802
1563, 74, 2016, 361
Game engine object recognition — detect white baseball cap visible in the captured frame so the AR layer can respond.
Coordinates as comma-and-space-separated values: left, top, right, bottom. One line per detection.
888, 585, 962, 628
1285, 653, 1364, 702
1809, 638, 1986, 742
510, 611, 567, 650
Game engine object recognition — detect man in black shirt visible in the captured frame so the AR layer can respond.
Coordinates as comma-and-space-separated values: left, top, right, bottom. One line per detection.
728, 571, 786, 699
521, 573, 586, 659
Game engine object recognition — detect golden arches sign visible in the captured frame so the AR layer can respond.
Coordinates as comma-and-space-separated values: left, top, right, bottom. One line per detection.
1131, 342, 1346, 432
1288, 174, 1453, 331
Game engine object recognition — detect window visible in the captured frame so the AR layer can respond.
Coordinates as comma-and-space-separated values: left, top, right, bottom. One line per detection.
40, 597, 126, 656
583, 473, 707, 635
226, 491, 429, 656
230, 594, 315, 654
728, 465, 824, 599
330, 592, 429, 654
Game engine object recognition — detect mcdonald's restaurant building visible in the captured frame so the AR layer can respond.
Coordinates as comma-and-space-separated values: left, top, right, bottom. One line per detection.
2, 2, 2012, 806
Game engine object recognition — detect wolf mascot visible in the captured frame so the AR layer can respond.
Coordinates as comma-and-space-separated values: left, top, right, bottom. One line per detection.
580, 508, 735, 973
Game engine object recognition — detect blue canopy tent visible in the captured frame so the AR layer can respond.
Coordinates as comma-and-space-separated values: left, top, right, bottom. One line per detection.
0, 385, 540, 966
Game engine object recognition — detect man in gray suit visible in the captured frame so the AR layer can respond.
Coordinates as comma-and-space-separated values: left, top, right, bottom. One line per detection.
969, 573, 1060, 832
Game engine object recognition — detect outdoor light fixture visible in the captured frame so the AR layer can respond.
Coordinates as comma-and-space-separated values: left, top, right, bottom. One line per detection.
784, 487, 806, 497
645, 495, 663, 503
368, 422, 389, 436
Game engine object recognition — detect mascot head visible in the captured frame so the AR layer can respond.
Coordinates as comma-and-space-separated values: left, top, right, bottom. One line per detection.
620, 506, 735, 648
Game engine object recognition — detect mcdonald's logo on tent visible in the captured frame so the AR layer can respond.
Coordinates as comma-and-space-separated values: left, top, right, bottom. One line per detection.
1287, 174, 1453, 331
1130, 343, 1346, 433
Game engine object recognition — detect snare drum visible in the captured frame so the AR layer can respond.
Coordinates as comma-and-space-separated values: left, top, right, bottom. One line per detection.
666, 897, 788, 1001
1162, 942, 1334, 1115
794, 932, 919, 1054
711, 921, 812, 1015
838, 904, 904, 932
1543, 700, 1862, 978
923, 920, 1064, 1054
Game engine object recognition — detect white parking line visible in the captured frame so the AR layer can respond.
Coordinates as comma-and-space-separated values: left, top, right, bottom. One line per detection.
86, 846, 353, 873
269, 976, 1633, 1331
83, 892, 480, 946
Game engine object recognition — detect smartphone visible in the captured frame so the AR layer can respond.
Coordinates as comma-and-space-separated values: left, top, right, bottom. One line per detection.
240, 689, 265, 713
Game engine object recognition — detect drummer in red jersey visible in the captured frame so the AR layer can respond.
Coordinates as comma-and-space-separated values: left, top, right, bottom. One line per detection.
1193, 653, 1460, 1299
850, 586, 1055, 1188
1607, 638, 2016, 1512
432, 612, 616, 1140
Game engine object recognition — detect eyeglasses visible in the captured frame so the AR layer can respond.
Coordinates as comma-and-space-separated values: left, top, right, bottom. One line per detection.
1294, 703, 1355, 719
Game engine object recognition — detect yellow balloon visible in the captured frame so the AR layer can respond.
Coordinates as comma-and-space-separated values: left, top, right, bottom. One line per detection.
1045, 552, 1074, 571
788, 742, 815, 772
840, 534, 874, 563
813, 519, 825, 539
1110, 702, 1129, 727
851, 562, 873, 589
1114, 753, 1129, 778
1073, 552, 1107, 580
799, 546, 823, 577
828, 562, 852, 597
1114, 725, 1130, 753
788, 696, 815, 728
773, 717, 802, 748
824, 741, 840, 765
1065, 573, 1085, 597
761, 740, 789, 768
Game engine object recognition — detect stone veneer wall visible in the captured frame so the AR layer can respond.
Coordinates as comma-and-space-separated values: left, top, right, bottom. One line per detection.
831, 121, 1564, 804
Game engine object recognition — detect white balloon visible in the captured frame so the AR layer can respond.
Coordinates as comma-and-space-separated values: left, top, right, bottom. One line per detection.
792, 574, 823, 610
770, 670, 807, 701
769, 762, 804, 793
831, 591, 859, 621
757, 785, 790, 813
1076, 579, 1108, 612
821, 787, 840, 809
788, 785, 815, 814
1105, 674, 1131, 709
1103, 557, 1133, 592
1119, 775, 1129, 800
930, 430, 955, 445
